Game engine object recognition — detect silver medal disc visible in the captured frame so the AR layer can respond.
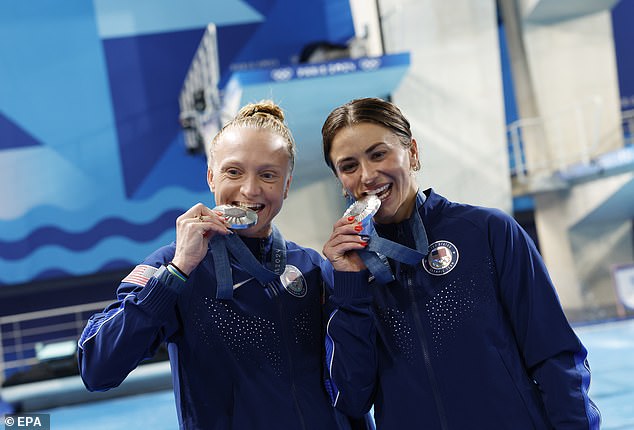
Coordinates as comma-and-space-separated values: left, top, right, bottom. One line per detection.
214, 205, 258, 229
343, 194, 381, 223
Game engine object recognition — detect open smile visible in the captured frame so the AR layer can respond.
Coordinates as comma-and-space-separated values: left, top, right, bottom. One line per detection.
365, 183, 392, 201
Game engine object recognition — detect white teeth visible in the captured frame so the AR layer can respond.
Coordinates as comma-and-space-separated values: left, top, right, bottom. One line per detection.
367, 184, 390, 196
237, 203, 263, 210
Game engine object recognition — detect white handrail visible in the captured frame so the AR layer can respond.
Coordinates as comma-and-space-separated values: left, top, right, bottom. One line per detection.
507, 98, 633, 185
0, 300, 112, 385
0, 301, 112, 324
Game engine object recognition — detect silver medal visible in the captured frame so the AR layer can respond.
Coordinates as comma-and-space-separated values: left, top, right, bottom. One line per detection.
214, 205, 258, 229
343, 195, 381, 223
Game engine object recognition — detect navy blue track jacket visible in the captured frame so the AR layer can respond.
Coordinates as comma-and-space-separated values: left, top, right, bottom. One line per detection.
78, 233, 369, 430
325, 189, 601, 429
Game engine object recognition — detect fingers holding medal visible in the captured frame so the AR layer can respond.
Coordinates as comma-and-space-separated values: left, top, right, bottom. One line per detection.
323, 195, 380, 271
181, 204, 258, 235
172, 203, 233, 275
177, 203, 231, 238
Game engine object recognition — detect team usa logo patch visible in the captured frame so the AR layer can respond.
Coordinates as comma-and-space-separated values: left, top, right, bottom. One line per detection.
423, 241, 459, 276
280, 265, 307, 298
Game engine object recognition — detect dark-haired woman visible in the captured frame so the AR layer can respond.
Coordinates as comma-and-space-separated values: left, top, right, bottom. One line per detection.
321, 97, 600, 429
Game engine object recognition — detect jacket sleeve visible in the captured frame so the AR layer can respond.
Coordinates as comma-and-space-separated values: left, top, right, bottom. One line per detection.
77, 246, 183, 392
323, 268, 378, 419
489, 212, 601, 429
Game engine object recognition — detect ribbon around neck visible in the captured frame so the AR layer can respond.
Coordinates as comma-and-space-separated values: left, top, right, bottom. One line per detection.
357, 191, 429, 284
206, 225, 287, 300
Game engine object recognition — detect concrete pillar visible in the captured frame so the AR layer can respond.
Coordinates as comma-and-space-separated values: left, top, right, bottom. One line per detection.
534, 172, 634, 315
533, 190, 584, 309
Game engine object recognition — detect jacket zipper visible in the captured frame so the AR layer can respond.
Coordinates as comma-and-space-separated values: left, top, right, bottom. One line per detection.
278, 299, 307, 430
398, 222, 449, 430
262, 238, 306, 430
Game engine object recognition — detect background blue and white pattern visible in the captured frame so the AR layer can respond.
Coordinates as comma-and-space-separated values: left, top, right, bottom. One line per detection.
0, 0, 354, 285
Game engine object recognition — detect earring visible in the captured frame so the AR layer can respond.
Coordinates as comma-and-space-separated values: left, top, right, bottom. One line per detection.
342, 188, 349, 198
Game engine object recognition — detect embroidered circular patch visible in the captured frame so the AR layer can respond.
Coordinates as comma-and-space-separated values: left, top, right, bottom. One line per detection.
280, 265, 307, 298
423, 240, 459, 276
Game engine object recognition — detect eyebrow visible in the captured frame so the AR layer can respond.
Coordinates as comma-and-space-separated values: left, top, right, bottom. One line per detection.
220, 159, 285, 171
336, 142, 387, 166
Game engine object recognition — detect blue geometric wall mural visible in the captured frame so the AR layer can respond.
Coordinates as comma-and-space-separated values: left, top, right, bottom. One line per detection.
0, 0, 355, 285
0, 114, 42, 150
103, 28, 208, 198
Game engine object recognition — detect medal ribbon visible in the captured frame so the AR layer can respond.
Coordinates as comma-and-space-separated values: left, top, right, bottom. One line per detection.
358, 192, 429, 283
207, 225, 287, 300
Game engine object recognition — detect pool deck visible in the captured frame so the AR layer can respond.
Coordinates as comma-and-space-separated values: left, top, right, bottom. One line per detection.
575, 318, 634, 430
4, 318, 633, 430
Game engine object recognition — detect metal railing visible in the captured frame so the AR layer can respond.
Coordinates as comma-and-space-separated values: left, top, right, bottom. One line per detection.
507, 97, 604, 181
0, 300, 111, 385
508, 99, 634, 188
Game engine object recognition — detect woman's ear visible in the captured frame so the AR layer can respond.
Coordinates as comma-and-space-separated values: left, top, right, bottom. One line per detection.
283, 175, 293, 199
207, 168, 215, 192
410, 138, 421, 171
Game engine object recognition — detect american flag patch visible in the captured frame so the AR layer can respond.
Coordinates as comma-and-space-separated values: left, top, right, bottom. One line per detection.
122, 264, 158, 287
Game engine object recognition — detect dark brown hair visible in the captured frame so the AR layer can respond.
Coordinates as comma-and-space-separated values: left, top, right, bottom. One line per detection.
321, 97, 415, 173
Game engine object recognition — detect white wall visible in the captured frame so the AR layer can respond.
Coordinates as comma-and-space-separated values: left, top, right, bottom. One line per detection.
380, 0, 512, 212
524, 10, 623, 164
275, 176, 348, 254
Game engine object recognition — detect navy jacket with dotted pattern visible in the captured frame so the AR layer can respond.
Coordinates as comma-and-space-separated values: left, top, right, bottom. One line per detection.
325, 189, 601, 430
78, 234, 368, 430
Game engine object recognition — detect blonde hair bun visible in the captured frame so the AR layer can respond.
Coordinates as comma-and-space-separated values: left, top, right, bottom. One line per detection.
208, 99, 296, 172
236, 100, 285, 123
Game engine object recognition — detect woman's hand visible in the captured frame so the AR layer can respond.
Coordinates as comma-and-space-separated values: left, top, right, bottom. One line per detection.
323, 216, 368, 272
171, 203, 231, 275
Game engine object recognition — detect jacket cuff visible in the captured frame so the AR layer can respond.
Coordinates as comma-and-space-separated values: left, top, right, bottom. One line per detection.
137, 265, 182, 317
333, 270, 371, 299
